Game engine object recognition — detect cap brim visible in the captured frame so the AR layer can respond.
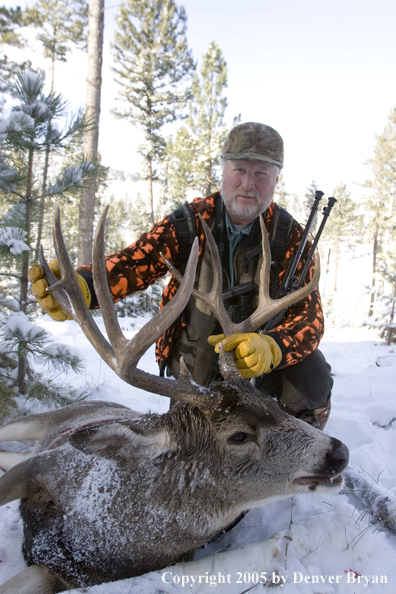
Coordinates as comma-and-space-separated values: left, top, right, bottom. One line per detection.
222, 152, 283, 168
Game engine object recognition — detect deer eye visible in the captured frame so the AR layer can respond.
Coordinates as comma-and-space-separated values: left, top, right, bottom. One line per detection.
229, 432, 251, 444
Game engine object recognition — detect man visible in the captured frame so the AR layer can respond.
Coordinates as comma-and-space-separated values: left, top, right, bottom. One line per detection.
29, 122, 332, 429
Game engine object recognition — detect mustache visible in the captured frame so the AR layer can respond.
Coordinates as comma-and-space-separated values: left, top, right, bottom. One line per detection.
230, 188, 260, 201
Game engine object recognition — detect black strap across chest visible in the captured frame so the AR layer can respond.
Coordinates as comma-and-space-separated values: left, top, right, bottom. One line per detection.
169, 199, 294, 295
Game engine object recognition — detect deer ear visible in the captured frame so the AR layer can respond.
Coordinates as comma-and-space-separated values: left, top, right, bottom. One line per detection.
68, 422, 176, 462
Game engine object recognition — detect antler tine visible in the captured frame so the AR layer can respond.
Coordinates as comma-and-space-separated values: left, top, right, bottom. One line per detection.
92, 206, 128, 355
235, 215, 320, 333
197, 215, 237, 334
48, 208, 219, 412
162, 212, 320, 337
121, 240, 200, 377
118, 237, 222, 413
160, 216, 234, 334
52, 207, 118, 373
39, 245, 73, 316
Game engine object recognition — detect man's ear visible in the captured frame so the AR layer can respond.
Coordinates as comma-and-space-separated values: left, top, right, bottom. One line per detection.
68, 421, 176, 463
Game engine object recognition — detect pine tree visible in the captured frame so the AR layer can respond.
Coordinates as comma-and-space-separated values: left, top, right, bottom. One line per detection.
188, 40, 228, 196
27, 0, 89, 262
0, 71, 94, 394
303, 178, 319, 232
0, 311, 86, 417
273, 178, 303, 222
274, 175, 288, 209
321, 183, 362, 292
112, 0, 195, 227
0, 6, 34, 110
364, 108, 396, 317
162, 125, 199, 209
30, 0, 88, 90
375, 248, 396, 344
164, 41, 228, 205
96, 193, 131, 254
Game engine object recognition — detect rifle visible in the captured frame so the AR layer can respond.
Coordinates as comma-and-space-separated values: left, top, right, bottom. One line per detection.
263, 191, 337, 332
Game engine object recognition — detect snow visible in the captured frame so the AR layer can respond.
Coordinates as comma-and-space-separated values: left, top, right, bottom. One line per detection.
0, 316, 395, 592
0, 110, 35, 134
47, 162, 95, 195
0, 227, 29, 255
4, 312, 43, 340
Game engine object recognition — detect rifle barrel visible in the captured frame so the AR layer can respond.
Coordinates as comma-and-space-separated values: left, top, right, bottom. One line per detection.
263, 193, 336, 333
277, 190, 324, 298
293, 196, 337, 291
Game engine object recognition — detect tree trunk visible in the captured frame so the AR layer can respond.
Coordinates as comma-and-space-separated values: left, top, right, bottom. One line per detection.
147, 155, 154, 227
368, 227, 379, 317
322, 248, 331, 299
77, 0, 104, 265
18, 148, 34, 394
34, 140, 51, 262
334, 235, 339, 292
387, 281, 396, 345
35, 43, 56, 262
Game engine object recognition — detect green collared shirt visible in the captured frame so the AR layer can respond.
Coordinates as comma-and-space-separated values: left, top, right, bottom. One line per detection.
225, 211, 254, 287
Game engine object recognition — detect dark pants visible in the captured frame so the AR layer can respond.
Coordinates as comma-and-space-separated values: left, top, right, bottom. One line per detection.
256, 349, 333, 425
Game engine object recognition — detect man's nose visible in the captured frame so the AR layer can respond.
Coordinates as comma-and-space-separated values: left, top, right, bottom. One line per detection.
241, 172, 255, 191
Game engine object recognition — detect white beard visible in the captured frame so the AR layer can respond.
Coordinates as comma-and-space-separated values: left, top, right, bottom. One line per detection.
223, 189, 265, 223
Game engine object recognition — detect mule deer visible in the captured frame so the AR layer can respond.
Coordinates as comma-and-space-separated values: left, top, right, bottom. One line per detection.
0, 208, 348, 593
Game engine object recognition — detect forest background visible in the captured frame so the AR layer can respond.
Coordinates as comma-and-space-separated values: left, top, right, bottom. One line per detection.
0, 0, 396, 415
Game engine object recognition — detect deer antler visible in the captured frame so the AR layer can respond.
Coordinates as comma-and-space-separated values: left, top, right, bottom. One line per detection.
41, 206, 319, 411
40, 207, 221, 414
162, 214, 320, 336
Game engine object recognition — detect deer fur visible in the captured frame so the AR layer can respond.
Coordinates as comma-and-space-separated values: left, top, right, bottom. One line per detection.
0, 383, 348, 590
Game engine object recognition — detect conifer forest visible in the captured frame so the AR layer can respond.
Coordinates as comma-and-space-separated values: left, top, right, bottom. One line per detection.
0, 3, 396, 593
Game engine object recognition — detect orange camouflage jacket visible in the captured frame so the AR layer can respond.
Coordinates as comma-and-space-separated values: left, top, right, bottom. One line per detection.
78, 193, 324, 373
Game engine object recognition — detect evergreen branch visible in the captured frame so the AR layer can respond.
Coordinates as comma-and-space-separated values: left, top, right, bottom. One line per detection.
46, 161, 96, 196
0, 272, 22, 279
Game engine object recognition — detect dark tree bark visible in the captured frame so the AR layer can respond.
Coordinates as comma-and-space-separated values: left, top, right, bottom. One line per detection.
368, 226, 379, 317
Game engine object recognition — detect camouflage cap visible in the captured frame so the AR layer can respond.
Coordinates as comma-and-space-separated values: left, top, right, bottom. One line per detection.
221, 122, 284, 168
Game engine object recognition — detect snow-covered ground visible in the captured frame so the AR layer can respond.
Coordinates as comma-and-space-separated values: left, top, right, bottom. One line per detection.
0, 315, 395, 593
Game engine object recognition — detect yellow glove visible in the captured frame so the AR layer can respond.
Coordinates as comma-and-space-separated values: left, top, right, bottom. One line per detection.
28, 258, 91, 321
208, 332, 282, 379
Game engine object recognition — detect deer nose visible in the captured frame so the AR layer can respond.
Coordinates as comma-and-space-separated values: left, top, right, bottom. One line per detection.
326, 438, 349, 474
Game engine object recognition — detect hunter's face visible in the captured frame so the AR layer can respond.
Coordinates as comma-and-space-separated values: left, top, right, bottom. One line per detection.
221, 159, 279, 225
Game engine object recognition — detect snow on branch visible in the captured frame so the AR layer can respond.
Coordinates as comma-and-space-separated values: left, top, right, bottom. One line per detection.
46, 161, 95, 195
14, 71, 44, 104
3, 312, 84, 375
1, 203, 25, 227
0, 161, 20, 192
343, 467, 396, 536
0, 110, 35, 136
0, 226, 30, 254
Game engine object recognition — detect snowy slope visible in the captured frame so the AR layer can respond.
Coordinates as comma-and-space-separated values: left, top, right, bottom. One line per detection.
0, 317, 395, 593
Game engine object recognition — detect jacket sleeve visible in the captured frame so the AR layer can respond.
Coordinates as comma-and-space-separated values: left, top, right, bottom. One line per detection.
265, 220, 324, 368
77, 215, 179, 306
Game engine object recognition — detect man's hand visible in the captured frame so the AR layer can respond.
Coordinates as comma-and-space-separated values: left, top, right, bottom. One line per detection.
28, 259, 91, 321
208, 332, 282, 378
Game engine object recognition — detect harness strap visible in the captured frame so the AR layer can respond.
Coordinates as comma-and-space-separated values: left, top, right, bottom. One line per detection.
268, 204, 294, 298
169, 202, 198, 274
170, 200, 294, 300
